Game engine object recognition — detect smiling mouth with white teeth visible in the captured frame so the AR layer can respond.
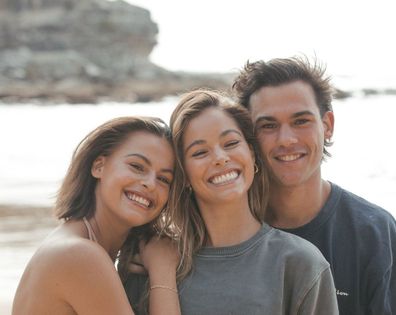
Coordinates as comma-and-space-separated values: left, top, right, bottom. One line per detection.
209, 170, 239, 185
125, 192, 152, 208
276, 154, 304, 162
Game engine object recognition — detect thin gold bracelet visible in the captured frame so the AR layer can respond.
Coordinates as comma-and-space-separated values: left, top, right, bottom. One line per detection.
149, 284, 178, 294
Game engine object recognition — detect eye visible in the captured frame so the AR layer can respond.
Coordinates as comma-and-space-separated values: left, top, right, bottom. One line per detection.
130, 163, 144, 172
191, 149, 207, 158
157, 175, 172, 185
225, 140, 240, 148
295, 118, 310, 126
258, 122, 277, 130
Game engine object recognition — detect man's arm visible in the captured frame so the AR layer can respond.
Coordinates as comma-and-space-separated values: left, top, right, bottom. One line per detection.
367, 216, 396, 315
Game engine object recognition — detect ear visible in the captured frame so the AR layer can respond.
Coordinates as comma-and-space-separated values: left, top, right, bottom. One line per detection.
322, 111, 334, 140
91, 156, 106, 179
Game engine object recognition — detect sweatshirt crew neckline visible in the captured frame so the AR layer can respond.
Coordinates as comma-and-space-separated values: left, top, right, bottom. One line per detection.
196, 223, 272, 258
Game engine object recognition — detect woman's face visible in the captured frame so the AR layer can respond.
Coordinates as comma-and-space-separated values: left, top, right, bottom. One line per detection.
182, 107, 255, 207
92, 131, 174, 227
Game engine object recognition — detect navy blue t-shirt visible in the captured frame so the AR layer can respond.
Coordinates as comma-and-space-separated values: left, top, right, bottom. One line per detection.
282, 182, 396, 315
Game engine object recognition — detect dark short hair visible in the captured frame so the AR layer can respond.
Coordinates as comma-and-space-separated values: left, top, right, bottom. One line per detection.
232, 56, 333, 157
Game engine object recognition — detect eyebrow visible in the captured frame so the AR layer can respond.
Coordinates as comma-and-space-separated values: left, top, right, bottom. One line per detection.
125, 153, 174, 175
184, 129, 242, 154
255, 110, 315, 124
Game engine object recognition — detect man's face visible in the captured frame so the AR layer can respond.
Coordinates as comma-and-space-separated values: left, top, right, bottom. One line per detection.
249, 80, 334, 188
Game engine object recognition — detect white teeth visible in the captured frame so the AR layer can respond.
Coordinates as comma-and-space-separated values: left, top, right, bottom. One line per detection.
278, 154, 301, 162
126, 192, 150, 207
211, 171, 238, 185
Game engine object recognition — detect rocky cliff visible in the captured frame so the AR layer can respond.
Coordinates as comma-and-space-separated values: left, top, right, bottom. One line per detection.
0, 0, 231, 103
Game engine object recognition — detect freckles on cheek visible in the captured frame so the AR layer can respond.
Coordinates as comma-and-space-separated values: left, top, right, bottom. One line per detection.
184, 163, 195, 178
256, 137, 269, 154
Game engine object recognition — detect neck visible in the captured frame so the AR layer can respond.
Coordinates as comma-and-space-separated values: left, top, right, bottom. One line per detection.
198, 197, 261, 247
87, 213, 130, 262
266, 178, 331, 229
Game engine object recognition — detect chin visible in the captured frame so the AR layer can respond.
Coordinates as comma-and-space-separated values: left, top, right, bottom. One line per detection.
271, 175, 303, 188
124, 212, 157, 228
214, 188, 248, 202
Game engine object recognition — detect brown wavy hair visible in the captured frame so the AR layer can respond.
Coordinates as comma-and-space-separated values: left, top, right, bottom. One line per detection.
54, 116, 174, 281
169, 89, 269, 280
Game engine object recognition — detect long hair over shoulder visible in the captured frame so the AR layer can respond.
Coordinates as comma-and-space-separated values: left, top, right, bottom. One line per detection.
169, 89, 269, 280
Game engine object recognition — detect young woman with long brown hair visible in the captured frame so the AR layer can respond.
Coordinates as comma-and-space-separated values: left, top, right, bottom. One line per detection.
13, 116, 181, 315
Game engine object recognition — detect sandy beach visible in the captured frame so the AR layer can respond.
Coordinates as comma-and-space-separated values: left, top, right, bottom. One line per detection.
0, 204, 58, 315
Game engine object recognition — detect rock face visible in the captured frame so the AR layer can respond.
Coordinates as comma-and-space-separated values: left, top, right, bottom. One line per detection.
0, 0, 231, 103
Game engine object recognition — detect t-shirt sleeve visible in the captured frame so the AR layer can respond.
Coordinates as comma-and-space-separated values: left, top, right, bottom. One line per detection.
367, 266, 395, 315
366, 214, 396, 315
298, 267, 339, 315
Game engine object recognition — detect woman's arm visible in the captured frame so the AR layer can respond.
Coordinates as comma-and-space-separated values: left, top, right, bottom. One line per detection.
46, 239, 136, 315
140, 237, 182, 315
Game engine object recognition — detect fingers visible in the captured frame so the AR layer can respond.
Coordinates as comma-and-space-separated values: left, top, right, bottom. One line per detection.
132, 253, 143, 266
139, 236, 180, 266
128, 262, 147, 275
127, 253, 147, 274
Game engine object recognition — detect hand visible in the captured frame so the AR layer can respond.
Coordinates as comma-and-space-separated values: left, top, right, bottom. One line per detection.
127, 253, 147, 275
142, 238, 181, 315
139, 237, 179, 276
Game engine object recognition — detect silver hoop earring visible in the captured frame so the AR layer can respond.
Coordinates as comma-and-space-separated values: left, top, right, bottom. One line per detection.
254, 163, 259, 174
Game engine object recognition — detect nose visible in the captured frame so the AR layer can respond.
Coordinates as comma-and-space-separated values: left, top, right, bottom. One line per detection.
213, 146, 230, 166
141, 172, 156, 190
277, 125, 298, 147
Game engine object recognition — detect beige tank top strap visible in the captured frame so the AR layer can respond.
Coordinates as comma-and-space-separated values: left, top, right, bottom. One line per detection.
83, 217, 98, 243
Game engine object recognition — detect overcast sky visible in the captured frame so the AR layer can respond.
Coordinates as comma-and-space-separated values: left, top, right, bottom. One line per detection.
124, 0, 395, 80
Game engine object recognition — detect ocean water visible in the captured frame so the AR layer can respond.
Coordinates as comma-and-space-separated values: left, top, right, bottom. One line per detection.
0, 98, 176, 206
0, 95, 395, 311
1, 95, 395, 211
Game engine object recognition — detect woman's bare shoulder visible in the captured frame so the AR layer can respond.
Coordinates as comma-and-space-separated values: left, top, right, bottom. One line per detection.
14, 225, 134, 315
38, 227, 110, 271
